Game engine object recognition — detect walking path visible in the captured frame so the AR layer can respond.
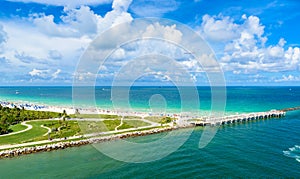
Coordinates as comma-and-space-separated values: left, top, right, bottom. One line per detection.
0, 123, 161, 150
0, 121, 32, 137
115, 117, 123, 131
40, 125, 51, 136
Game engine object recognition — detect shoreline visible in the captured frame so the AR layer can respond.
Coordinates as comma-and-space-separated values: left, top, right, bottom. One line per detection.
0, 99, 289, 160
0, 99, 240, 117
0, 100, 243, 120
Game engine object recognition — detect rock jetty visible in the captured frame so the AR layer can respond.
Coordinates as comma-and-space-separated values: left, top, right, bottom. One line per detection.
0, 127, 176, 159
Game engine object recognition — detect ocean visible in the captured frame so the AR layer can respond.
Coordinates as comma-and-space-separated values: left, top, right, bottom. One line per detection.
0, 86, 300, 178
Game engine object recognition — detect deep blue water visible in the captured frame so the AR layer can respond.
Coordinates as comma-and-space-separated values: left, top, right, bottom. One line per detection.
0, 86, 300, 178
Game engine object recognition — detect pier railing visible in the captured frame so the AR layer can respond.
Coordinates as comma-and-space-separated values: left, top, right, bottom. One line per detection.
190, 110, 286, 126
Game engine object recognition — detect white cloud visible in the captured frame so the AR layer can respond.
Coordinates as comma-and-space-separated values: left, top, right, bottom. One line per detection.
48, 50, 62, 60
199, 14, 300, 73
29, 68, 62, 80
275, 75, 300, 82
0, 24, 7, 54
0, 24, 7, 45
143, 23, 182, 43
112, 0, 132, 12
52, 69, 61, 79
6, 0, 112, 7
28, 1, 133, 38
200, 14, 240, 42
29, 68, 49, 77
0, 0, 135, 84
31, 6, 100, 38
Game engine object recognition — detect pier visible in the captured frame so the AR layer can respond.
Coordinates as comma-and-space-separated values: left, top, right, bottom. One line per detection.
190, 110, 286, 126
281, 106, 300, 112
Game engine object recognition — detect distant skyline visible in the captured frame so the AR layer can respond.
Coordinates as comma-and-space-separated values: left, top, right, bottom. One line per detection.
0, 0, 299, 86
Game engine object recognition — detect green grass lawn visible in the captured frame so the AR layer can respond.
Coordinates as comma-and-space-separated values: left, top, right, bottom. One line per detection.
0, 120, 82, 145
0, 118, 154, 146
123, 116, 142, 119
8, 123, 28, 133
0, 121, 48, 145
78, 120, 121, 133
119, 120, 151, 129
78, 119, 151, 133
144, 116, 164, 123
44, 120, 81, 140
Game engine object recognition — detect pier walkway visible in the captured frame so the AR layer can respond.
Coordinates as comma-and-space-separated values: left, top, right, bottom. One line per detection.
281, 106, 300, 112
190, 110, 286, 126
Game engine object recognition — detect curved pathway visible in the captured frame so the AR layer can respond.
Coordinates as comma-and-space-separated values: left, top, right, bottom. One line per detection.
115, 117, 124, 131
0, 121, 32, 137
40, 125, 51, 136
0, 122, 164, 150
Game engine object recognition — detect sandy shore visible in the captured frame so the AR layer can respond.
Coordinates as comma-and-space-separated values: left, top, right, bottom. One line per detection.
0, 100, 210, 119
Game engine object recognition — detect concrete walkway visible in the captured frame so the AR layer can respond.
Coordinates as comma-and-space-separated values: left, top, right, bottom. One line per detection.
0, 121, 162, 150
41, 125, 51, 136
115, 117, 124, 131
0, 121, 32, 137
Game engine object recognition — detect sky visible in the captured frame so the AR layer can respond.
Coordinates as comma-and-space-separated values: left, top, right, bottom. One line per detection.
0, 0, 299, 86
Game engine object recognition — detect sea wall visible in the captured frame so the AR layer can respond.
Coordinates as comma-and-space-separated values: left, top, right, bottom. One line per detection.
0, 127, 177, 159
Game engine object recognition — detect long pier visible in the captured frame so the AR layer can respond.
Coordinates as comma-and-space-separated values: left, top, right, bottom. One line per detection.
281, 106, 300, 112
190, 110, 286, 126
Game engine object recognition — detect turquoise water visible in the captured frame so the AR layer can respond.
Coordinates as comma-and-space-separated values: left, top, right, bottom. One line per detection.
0, 86, 300, 178
0, 86, 299, 113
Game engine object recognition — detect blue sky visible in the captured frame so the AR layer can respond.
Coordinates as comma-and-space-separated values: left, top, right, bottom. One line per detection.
0, 0, 299, 86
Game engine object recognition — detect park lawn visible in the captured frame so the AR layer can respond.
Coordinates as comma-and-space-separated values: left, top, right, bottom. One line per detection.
8, 123, 28, 133
123, 116, 142, 119
31, 120, 81, 140
0, 121, 49, 145
120, 120, 151, 129
48, 120, 81, 139
0, 120, 83, 145
144, 116, 164, 123
78, 119, 122, 133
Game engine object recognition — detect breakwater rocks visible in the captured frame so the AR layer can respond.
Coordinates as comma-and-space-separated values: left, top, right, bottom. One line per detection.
0, 127, 176, 159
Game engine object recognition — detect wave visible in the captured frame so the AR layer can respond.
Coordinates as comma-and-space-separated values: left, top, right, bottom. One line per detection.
283, 145, 300, 162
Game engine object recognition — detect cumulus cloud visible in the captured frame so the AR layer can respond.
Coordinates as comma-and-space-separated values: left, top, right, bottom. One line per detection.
0, 24, 7, 45
31, 6, 100, 38
143, 23, 182, 43
0, 0, 135, 84
52, 69, 61, 79
29, 68, 62, 80
48, 50, 62, 60
200, 14, 240, 42
199, 14, 300, 74
0, 24, 8, 54
6, 0, 112, 7
112, 0, 132, 12
29, 68, 49, 77
29, 0, 133, 38
275, 75, 300, 82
